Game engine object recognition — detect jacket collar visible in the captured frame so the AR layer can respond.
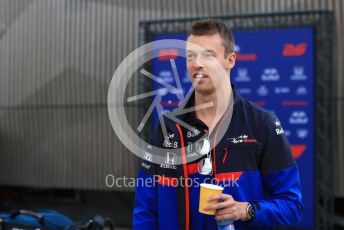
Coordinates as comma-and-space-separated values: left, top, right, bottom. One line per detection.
164, 84, 241, 131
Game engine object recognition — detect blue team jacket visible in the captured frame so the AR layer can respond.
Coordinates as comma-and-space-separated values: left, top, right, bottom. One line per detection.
133, 86, 303, 230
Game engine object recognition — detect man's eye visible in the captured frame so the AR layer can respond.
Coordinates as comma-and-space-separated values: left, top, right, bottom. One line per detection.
187, 53, 196, 59
203, 52, 214, 58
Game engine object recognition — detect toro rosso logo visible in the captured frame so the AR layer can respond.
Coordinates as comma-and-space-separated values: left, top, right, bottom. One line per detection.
229, 134, 257, 144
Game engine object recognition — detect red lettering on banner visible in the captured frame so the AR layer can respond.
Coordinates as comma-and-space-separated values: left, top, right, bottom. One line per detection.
282, 43, 307, 56
282, 100, 308, 106
236, 53, 257, 61
160, 101, 179, 106
255, 101, 267, 106
291, 145, 307, 159
158, 49, 178, 60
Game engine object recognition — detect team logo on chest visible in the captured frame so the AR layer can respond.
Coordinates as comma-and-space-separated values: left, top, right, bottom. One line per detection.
274, 120, 285, 135
228, 134, 257, 144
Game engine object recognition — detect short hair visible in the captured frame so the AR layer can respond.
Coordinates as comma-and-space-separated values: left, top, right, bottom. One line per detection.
187, 18, 235, 57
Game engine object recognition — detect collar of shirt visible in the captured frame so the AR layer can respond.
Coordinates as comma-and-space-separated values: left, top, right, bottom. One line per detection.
178, 84, 238, 138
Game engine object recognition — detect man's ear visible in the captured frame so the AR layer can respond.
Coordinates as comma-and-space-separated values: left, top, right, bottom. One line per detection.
226, 52, 236, 70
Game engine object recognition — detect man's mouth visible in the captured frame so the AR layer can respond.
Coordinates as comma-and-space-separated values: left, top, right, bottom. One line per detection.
193, 72, 208, 79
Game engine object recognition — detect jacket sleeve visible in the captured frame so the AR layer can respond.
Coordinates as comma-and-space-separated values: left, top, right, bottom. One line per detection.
133, 167, 159, 230
250, 112, 303, 227
133, 124, 164, 230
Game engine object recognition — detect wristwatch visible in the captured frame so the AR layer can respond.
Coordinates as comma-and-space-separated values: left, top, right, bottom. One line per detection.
246, 202, 256, 221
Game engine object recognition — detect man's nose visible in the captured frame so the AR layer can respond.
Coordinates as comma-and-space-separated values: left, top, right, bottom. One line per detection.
192, 56, 204, 68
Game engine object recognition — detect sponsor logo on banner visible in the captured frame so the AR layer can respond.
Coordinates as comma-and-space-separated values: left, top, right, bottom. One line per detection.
234, 68, 251, 82
235, 45, 257, 61
159, 70, 173, 83
282, 43, 307, 56
297, 129, 308, 139
156, 88, 183, 98
234, 45, 240, 52
238, 88, 252, 95
289, 111, 308, 124
159, 101, 179, 107
158, 48, 178, 60
236, 54, 257, 61
274, 87, 290, 95
169, 88, 184, 95
296, 86, 307, 95
255, 101, 267, 106
183, 71, 191, 83
291, 66, 307, 80
261, 68, 280, 81
282, 100, 307, 107
284, 130, 291, 136
157, 88, 168, 96
257, 85, 269, 96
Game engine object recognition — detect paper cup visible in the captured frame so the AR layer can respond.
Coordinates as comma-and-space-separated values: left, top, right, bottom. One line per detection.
199, 183, 224, 215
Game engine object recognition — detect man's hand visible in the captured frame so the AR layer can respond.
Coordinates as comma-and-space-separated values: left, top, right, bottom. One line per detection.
203, 193, 249, 221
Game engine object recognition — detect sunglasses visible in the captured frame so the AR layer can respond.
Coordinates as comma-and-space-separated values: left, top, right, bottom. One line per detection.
195, 138, 213, 175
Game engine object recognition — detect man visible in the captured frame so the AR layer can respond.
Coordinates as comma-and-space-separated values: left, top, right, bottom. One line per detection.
133, 19, 303, 230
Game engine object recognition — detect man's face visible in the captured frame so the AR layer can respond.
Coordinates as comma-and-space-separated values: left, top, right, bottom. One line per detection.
186, 34, 235, 95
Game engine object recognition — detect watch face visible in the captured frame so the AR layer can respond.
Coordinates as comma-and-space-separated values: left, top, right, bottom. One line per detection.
248, 204, 255, 218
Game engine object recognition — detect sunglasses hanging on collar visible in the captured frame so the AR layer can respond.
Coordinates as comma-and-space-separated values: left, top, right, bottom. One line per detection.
196, 137, 213, 175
